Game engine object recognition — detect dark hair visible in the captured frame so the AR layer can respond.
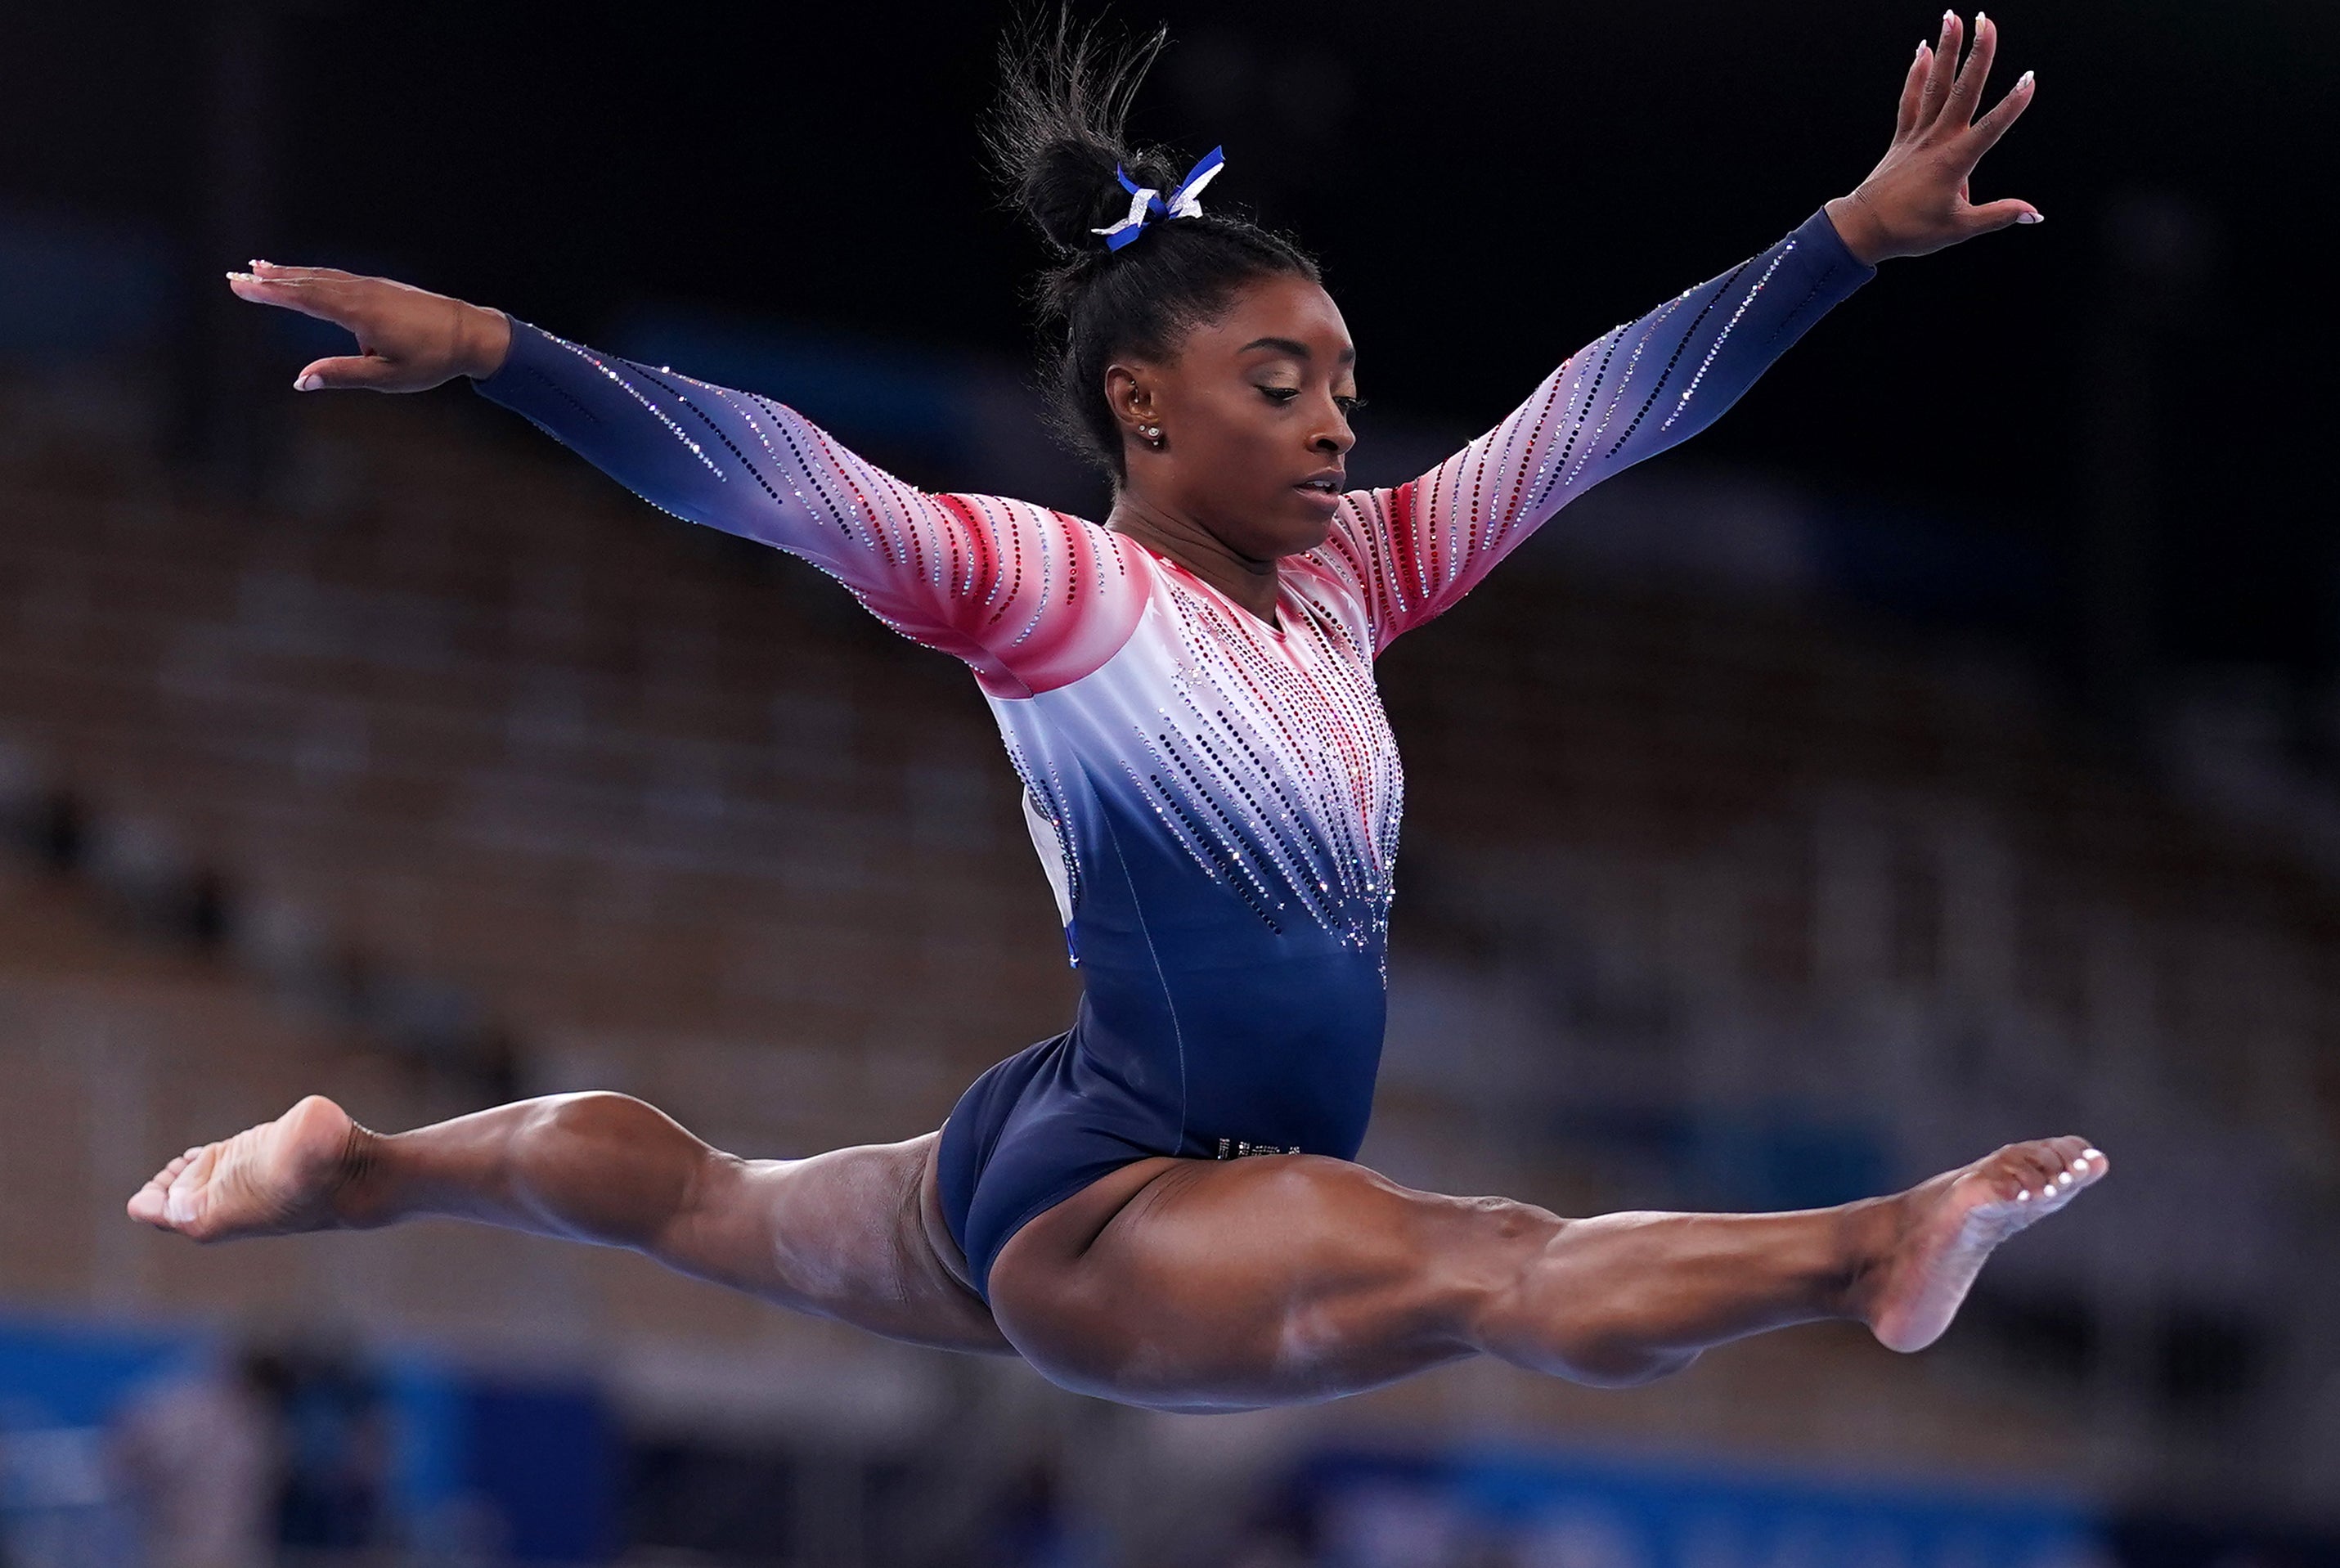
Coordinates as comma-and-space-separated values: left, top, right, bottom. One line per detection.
987, 11, 1322, 483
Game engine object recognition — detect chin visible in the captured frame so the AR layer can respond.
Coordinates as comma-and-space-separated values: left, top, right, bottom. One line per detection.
1267, 504, 1337, 556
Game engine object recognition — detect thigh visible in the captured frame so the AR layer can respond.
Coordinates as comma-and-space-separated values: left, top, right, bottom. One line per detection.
986, 1155, 1556, 1412
668, 1131, 1013, 1356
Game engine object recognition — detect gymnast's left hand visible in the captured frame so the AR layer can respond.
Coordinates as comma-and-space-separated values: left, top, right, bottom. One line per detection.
1823, 11, 2041, 265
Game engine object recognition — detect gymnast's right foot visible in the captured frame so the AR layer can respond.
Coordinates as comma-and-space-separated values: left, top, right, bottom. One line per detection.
126, 1094, 366, 1242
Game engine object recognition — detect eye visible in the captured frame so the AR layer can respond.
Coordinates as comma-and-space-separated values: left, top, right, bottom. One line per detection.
1257, 385, 1300, 404
1335, 395, 1368, 417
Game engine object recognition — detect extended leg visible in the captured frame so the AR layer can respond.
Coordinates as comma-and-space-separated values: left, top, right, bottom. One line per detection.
128, 1094, 1008, 1355
986, 1136, 2107, 1411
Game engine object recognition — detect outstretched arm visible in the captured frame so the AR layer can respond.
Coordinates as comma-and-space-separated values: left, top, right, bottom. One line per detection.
1324, 11, 2037, 649
226, 268, 1141, 695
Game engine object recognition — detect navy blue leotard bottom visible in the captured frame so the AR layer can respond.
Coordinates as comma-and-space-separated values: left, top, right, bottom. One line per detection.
936, 1029, 1140, 1303
935, 932, 1390, 1305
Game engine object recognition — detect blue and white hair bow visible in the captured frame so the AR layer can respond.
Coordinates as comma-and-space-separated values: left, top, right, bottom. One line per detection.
1091, 146, 1227, 252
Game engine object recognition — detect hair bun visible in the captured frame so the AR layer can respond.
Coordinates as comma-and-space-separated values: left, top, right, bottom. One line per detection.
988, 13, 1176, 257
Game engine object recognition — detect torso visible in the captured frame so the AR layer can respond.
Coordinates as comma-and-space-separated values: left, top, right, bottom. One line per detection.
986, 528, 1403, 1162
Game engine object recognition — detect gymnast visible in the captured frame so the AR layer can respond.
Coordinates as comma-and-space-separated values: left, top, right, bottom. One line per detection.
132, 11, 2104, 1413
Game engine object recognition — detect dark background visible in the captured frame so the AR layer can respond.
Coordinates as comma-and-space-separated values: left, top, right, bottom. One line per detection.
0, 0, 2328, 667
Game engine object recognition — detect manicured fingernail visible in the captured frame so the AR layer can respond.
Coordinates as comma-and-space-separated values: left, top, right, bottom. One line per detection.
294, 374, 322, 392
2016, 211, 2043, 224
250, 258, 272, 270
2019, 69, 2035, 88
2082, 1148, 2102, 1161
2016, 1189, 2031, 1201
2055, 1171, 2073, 1187
226, 271, 254, 283
1975, 10, 1986, 24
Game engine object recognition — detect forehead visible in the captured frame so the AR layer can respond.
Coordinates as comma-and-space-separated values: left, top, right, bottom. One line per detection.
1187, 274, 1354, 364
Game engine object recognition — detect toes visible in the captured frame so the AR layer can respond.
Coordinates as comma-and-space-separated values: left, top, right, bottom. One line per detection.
126, 1182, 169, 1225
1986, 1138, 2107, 1208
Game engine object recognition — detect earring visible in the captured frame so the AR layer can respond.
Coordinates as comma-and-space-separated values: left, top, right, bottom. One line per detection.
1139, 424, 1163, 447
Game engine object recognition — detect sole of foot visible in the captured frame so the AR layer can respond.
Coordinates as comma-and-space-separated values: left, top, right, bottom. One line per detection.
125, 1094, 361, 1243
1863, 1134, 2109, 1355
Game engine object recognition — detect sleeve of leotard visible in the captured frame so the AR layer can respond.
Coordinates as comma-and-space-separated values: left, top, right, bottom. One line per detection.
1320, 209, 1875, 653
473, 321, 1138, 694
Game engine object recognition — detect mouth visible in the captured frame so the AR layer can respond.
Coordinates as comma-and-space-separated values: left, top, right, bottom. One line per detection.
1293, 472, 1345, 501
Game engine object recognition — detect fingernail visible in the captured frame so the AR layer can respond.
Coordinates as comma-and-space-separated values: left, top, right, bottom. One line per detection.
2082, 1148, 2103, 1161
1943, 8, 1956, 24
250, 258, 272, 269
2016, 1189, 2031, 1202
2019, 69, 2035, 88
1975, 9, 1987, 24
225, 271, 254, 284
294, 374, 322, 392
2016, 211, 2043, 224
1917, 39, 1929, 56
2056, 1171, 2073, 1187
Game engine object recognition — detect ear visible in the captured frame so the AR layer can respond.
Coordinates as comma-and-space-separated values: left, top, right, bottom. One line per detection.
1103, 361, 1159, 444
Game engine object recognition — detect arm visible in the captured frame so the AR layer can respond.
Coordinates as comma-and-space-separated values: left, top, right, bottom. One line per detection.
1323, 11, 2038, 650
225, 271, 1142, 695
1323, 211, 1873, 648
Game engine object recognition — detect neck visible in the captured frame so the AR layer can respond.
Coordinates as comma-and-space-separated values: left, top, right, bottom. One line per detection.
1107, 492, 1282, 625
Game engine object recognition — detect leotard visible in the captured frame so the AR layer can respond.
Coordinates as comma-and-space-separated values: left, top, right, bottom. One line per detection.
475, 209, 1873, 1298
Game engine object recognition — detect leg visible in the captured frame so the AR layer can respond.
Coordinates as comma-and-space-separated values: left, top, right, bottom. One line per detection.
986, 1136, 2108, 1412
128, 1094, 1010, 1355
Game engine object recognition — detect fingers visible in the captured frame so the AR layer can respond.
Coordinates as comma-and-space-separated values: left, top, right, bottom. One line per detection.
1917, 10, 1963, 130
1895, 39, 1931, 140
1963, 67, 2037, 162
226, 270, 369, 330
1965, 196, 2043, 232
1943, 10, 1996, 127
294, 354, 410, 393
249, 259, 358, 284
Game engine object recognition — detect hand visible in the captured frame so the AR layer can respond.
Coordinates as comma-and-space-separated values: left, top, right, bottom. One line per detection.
1823, 11, 2040, 265
225, 260, 513, 392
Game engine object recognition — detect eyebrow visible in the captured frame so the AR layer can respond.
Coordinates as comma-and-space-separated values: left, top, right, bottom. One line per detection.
1238, 335, 1359, 366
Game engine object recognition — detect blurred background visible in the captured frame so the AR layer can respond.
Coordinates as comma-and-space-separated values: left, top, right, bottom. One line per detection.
0, 1, 2333, 1564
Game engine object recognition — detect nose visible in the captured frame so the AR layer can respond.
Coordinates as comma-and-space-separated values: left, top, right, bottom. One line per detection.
1314, 405, 1355, 459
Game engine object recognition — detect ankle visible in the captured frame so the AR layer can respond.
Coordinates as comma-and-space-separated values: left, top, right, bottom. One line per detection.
1828, 1193, 1907, 1322
329, 1123, 393, 1228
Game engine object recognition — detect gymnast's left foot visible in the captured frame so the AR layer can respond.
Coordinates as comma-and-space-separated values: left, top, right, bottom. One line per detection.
1857, 1135, 2109, 1354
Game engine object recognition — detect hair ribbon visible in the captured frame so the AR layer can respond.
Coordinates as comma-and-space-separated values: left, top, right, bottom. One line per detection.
1091, 146, 1227, 251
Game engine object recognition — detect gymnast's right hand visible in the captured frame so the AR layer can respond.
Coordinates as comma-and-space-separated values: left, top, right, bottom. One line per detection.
226, 261, 513, 392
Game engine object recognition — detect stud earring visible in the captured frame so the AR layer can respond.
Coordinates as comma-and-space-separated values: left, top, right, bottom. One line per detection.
1139, 424, 1163, 447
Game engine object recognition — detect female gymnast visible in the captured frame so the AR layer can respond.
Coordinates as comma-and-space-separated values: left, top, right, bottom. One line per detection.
132, 12, 2106, 1413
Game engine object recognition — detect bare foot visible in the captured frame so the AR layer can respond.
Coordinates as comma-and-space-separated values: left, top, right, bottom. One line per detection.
1859, 1135, 2109, 1354
126, 1094, 366, 1242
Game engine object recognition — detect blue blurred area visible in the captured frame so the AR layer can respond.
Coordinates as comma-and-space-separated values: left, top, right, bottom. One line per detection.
1, 1318, 616, 1564
0, 209, 170, 357
609, 308, 994, 469
1296, 1445, 2106, 1568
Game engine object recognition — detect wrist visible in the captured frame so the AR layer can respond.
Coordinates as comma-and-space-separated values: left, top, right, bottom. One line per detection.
1824, 192, 1896, 267
458, 305, 514, 380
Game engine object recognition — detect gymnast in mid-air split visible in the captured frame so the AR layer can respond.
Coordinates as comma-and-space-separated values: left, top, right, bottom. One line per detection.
132, 11, 2104, 1413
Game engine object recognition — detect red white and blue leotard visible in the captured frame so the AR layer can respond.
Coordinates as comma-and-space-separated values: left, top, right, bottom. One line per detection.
477, 209, 1873, 1296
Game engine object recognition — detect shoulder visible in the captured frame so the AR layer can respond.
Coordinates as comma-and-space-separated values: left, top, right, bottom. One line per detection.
932, 496, 1157, 694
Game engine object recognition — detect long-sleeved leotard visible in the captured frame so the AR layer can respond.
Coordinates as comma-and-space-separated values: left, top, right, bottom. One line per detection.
477, 209, 1874, 1296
